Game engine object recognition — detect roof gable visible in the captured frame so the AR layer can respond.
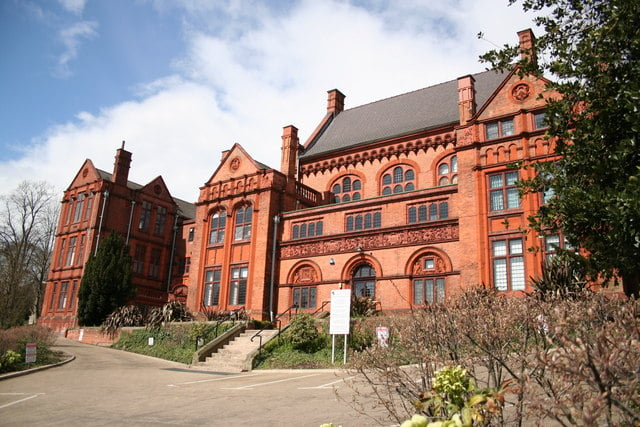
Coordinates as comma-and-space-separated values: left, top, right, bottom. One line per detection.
301, 70, 507, 159
66, 159, 103, 191
203, 143, 270, 186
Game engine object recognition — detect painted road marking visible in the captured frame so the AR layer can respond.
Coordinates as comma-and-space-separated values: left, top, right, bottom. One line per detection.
298, 376, 355, 389
221, 373, 320, 390
0, 393, 44, 409
167, 373, 259, 387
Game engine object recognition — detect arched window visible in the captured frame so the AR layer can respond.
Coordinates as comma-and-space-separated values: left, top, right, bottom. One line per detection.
352, 264, 376, 298
234, 205, 252, 241
332, 176, 362, 203
209, 211, 227, 245
381, 165, 415, 195
437, 155, 458, 186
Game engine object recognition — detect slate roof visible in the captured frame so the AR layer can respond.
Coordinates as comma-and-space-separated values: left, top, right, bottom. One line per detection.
97, 169, 196, 220
301, 69, 506, 159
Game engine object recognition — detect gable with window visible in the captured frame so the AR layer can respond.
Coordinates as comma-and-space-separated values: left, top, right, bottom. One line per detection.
381, 165, 415, 195
332, 175, 362, 203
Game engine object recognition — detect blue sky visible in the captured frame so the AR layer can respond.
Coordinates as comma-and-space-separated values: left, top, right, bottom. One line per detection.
0, 0, 536, 201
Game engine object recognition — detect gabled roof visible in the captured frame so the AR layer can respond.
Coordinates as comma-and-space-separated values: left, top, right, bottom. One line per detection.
97, 169, 196, 220
301, 69, 506, 159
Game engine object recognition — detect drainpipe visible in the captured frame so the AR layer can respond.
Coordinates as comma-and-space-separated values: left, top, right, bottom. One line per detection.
125, 200, 136, 245
269, 214, 280, 322
94, 190, 109, 255
166, 212, 180, 293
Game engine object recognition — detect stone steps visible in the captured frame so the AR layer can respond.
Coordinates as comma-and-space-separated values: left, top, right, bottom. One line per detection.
197, 329, 279, 373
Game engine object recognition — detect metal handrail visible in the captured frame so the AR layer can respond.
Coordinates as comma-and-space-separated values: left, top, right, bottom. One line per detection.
311, 300, 331, 316
251, 304, 299, 353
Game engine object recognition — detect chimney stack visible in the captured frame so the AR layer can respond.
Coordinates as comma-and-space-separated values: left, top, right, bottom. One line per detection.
327, 89, 345, 115
517, 29, 537, 66
281, 125, 299, 180
457, 75, 476, 125
113, 141, 132, 186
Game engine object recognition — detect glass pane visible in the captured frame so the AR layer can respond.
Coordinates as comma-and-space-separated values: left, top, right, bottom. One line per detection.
439, 177, 449, 186
492, 240, 507, 256
293, 288, 300, 307
489, 174, 503, 188
393, 167, 403, 183
346, 216, 354, 231
353, 192, 361, 200
506, 172, 519, 185
382, 174, 391, 185
355, 215, 363, 230
426, 279, 434, 304
439, 202, 448, 219
534, 112, 546, 129
300, 223, 307, 238
413, 280, 424, 304
509, 239, 523, 255
451, 156, 458, 172
408, 207, 416, 223
506, 188, 520, 209
486, 123, 499, 139
490, 190, 504, 210
343, 194, 351, 202
343, 177, 351, 192
418, 205, 427, 222
308, 222, 315, 236
364, 213, 372, 229
510, 256, 525, 290
493, 259, 508, 291
436, 278, 445, 302
309, 287, 317, 308
429, 204, 438, 220
405, 183, 414, 191
293, 225, 299, 239
373, 212, 381, 228
502, 119, 515, 136
245, 206, 252, 222
316, 221, 323, 236
353, 180, 361, 190
438, 163, 449, 175
333, 184, 341, 194
393, 184, 403, 193
382, 187, 392, 195
545, 235, 560, 252
405, 169, 414, 181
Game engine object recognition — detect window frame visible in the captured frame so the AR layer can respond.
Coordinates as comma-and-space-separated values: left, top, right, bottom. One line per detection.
381, 165, 416, 195
332, 175, 362, 203
209, 211, 227, 245
485, 118, 515, 140
352, 264, 376, 298
488, 171, 520, 212
234, 206, 252, 241
229, 265, 248, 305
292, 286, 317, 309
412, 277, 446, 305
491, 237, 525, 291
203, 268, 222, 307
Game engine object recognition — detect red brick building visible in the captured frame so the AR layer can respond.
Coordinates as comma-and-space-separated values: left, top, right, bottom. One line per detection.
41, 30, 563, 331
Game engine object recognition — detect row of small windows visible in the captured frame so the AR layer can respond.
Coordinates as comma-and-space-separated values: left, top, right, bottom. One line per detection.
407, 202, 449, 223
65, 193, 94, 224
332, 157, 457, 203
292, 221, 323, 239
208, 206, 253, 245
345, 211, 381, 232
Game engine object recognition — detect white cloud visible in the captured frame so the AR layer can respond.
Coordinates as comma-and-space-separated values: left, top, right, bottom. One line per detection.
57, 0, 88, 15
56, 20, 99, 78
1, 0, 537, 201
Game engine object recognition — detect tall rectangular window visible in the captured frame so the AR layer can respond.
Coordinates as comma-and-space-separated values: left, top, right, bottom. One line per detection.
76, 234, 86, 266
153, 206, 167, 236
489, 171, 520, 211
49, 283, 57, 311
69, 281, 77, 310
73, 194, 85, 223
133, 245, 146, 274
203, 268, 221, 306
229, 266, 248, 305
148, 248, 161, 278
84, 192, 93, 220
57, 281, 69, 310
57, 238, 66, 268
65, 236, 77, 266
534, 112, 546, 129
138, 201, 152, 232
209, 212, 226, 244
492, 238, 525, 291
234, 207, 252, 241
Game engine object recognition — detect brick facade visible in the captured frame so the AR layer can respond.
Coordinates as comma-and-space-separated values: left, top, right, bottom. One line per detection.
41, 30, 569, 332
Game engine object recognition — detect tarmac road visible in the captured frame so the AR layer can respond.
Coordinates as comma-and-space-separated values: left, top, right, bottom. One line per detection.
0, 338, 389, 426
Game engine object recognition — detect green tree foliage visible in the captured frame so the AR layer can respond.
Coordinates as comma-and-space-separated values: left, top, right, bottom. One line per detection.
480, 0, 640, 297
77, 231, 133, 326
0, 181, 58, 328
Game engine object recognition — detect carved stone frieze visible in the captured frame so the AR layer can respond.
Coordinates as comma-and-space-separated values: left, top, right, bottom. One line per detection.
280, 222, 459, 259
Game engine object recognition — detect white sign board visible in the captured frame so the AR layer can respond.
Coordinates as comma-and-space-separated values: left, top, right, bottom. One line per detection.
330, 289, 351, 335
25, 343, 37, 363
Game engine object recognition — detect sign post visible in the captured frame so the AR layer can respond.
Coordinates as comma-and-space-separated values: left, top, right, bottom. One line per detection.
330, 289, 351, 364
25, 343, 37, 364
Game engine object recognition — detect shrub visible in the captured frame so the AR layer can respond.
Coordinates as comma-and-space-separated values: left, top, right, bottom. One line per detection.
101, 305, 144, 338
285, 313, 326, 353
146, 301, 192, 329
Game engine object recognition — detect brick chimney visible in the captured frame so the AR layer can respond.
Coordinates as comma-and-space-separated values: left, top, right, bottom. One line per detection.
457, 75, 476, 125
327, 89, 345, 115
113, 141, 132, 186
517, 29, 537, 66
281, 125, 299, 179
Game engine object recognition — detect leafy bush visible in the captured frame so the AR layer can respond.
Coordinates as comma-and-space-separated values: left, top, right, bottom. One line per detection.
351, 295, 380, 317
530, 257, 587, 299
285, 313, 326, 353
0, 350, 21, 373
0, 325, 60, 373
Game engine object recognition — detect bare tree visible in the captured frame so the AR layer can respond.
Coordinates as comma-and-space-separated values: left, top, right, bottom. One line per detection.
0, 181, 58, 328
